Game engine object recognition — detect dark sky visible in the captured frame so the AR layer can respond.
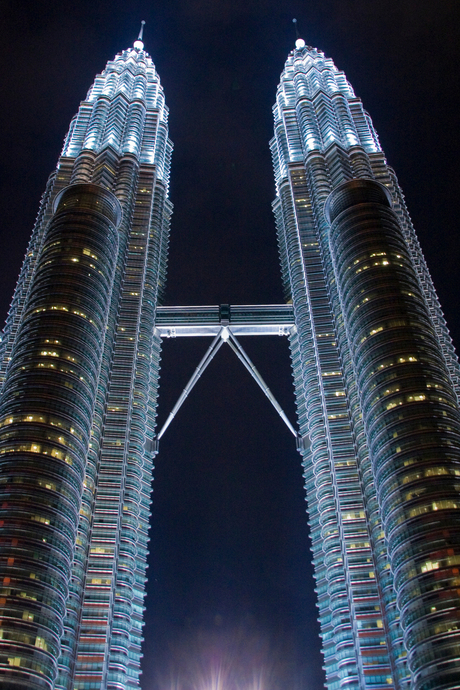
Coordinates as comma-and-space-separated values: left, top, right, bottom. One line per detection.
1, 2, 459, 688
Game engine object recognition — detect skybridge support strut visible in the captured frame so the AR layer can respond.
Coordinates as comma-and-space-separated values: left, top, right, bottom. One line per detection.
225, 331, 297, 437
157, 331, 225, 441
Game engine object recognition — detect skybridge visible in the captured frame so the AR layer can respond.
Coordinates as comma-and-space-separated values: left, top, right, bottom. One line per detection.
155, 304, 299, 444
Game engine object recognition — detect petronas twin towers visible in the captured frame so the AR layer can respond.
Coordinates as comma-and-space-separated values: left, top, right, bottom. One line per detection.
0, 26, 459, 690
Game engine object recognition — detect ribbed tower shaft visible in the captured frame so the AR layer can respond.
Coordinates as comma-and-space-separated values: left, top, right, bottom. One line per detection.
0, 40, 173, 690
0, 185, 121, 689
271, 40, 460, 689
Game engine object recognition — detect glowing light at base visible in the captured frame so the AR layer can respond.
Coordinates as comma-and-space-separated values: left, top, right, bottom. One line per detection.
155, 627, 308, 690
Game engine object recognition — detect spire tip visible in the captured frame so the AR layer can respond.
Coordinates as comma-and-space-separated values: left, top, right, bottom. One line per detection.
134, 21, 146, 50
292, 18, 305, 49
138, 20, 146, 40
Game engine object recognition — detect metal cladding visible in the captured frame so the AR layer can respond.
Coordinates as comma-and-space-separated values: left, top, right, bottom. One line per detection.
271, 42, 460, 689
0, 183, 120, 689
328, 179, 460, 690
0, 41, 172, 689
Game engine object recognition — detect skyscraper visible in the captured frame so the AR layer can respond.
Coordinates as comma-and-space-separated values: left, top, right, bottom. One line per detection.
0, 22, 460, 690
0, 28, 172, 690
271, 36, 460, 690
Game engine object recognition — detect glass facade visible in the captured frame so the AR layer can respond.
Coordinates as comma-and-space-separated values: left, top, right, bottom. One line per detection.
0, 39, 172, 690
271, 40, 460, 690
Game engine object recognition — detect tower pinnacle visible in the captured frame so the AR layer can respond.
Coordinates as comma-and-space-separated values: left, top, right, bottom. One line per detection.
134, 20, 145, 50
292, 18, 305, 49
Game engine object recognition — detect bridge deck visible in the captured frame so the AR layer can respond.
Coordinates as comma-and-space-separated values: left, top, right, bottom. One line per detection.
155, 304, 294, 337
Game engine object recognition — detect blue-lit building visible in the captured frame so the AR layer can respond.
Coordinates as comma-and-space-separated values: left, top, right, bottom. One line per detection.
272, 36, 460, 690
0, 25, 460, 690
0, 30, 172, 690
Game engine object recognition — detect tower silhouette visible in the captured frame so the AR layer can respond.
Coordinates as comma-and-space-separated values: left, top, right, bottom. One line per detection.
272, 36, 460, 690
0, 32, 172, 690
0, 28, 460, 690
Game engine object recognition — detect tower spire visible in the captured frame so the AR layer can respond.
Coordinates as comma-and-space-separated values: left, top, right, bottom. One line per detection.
138, 20, 145, 41
134, 20, 145, 50
292, 18, 306, 49
292, 17, 300, 39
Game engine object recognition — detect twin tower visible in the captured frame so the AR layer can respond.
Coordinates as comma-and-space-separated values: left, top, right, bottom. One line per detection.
0, 29, 459, 690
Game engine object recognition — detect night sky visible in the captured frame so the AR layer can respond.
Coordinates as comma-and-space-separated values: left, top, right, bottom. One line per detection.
1, 2, 459, 688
